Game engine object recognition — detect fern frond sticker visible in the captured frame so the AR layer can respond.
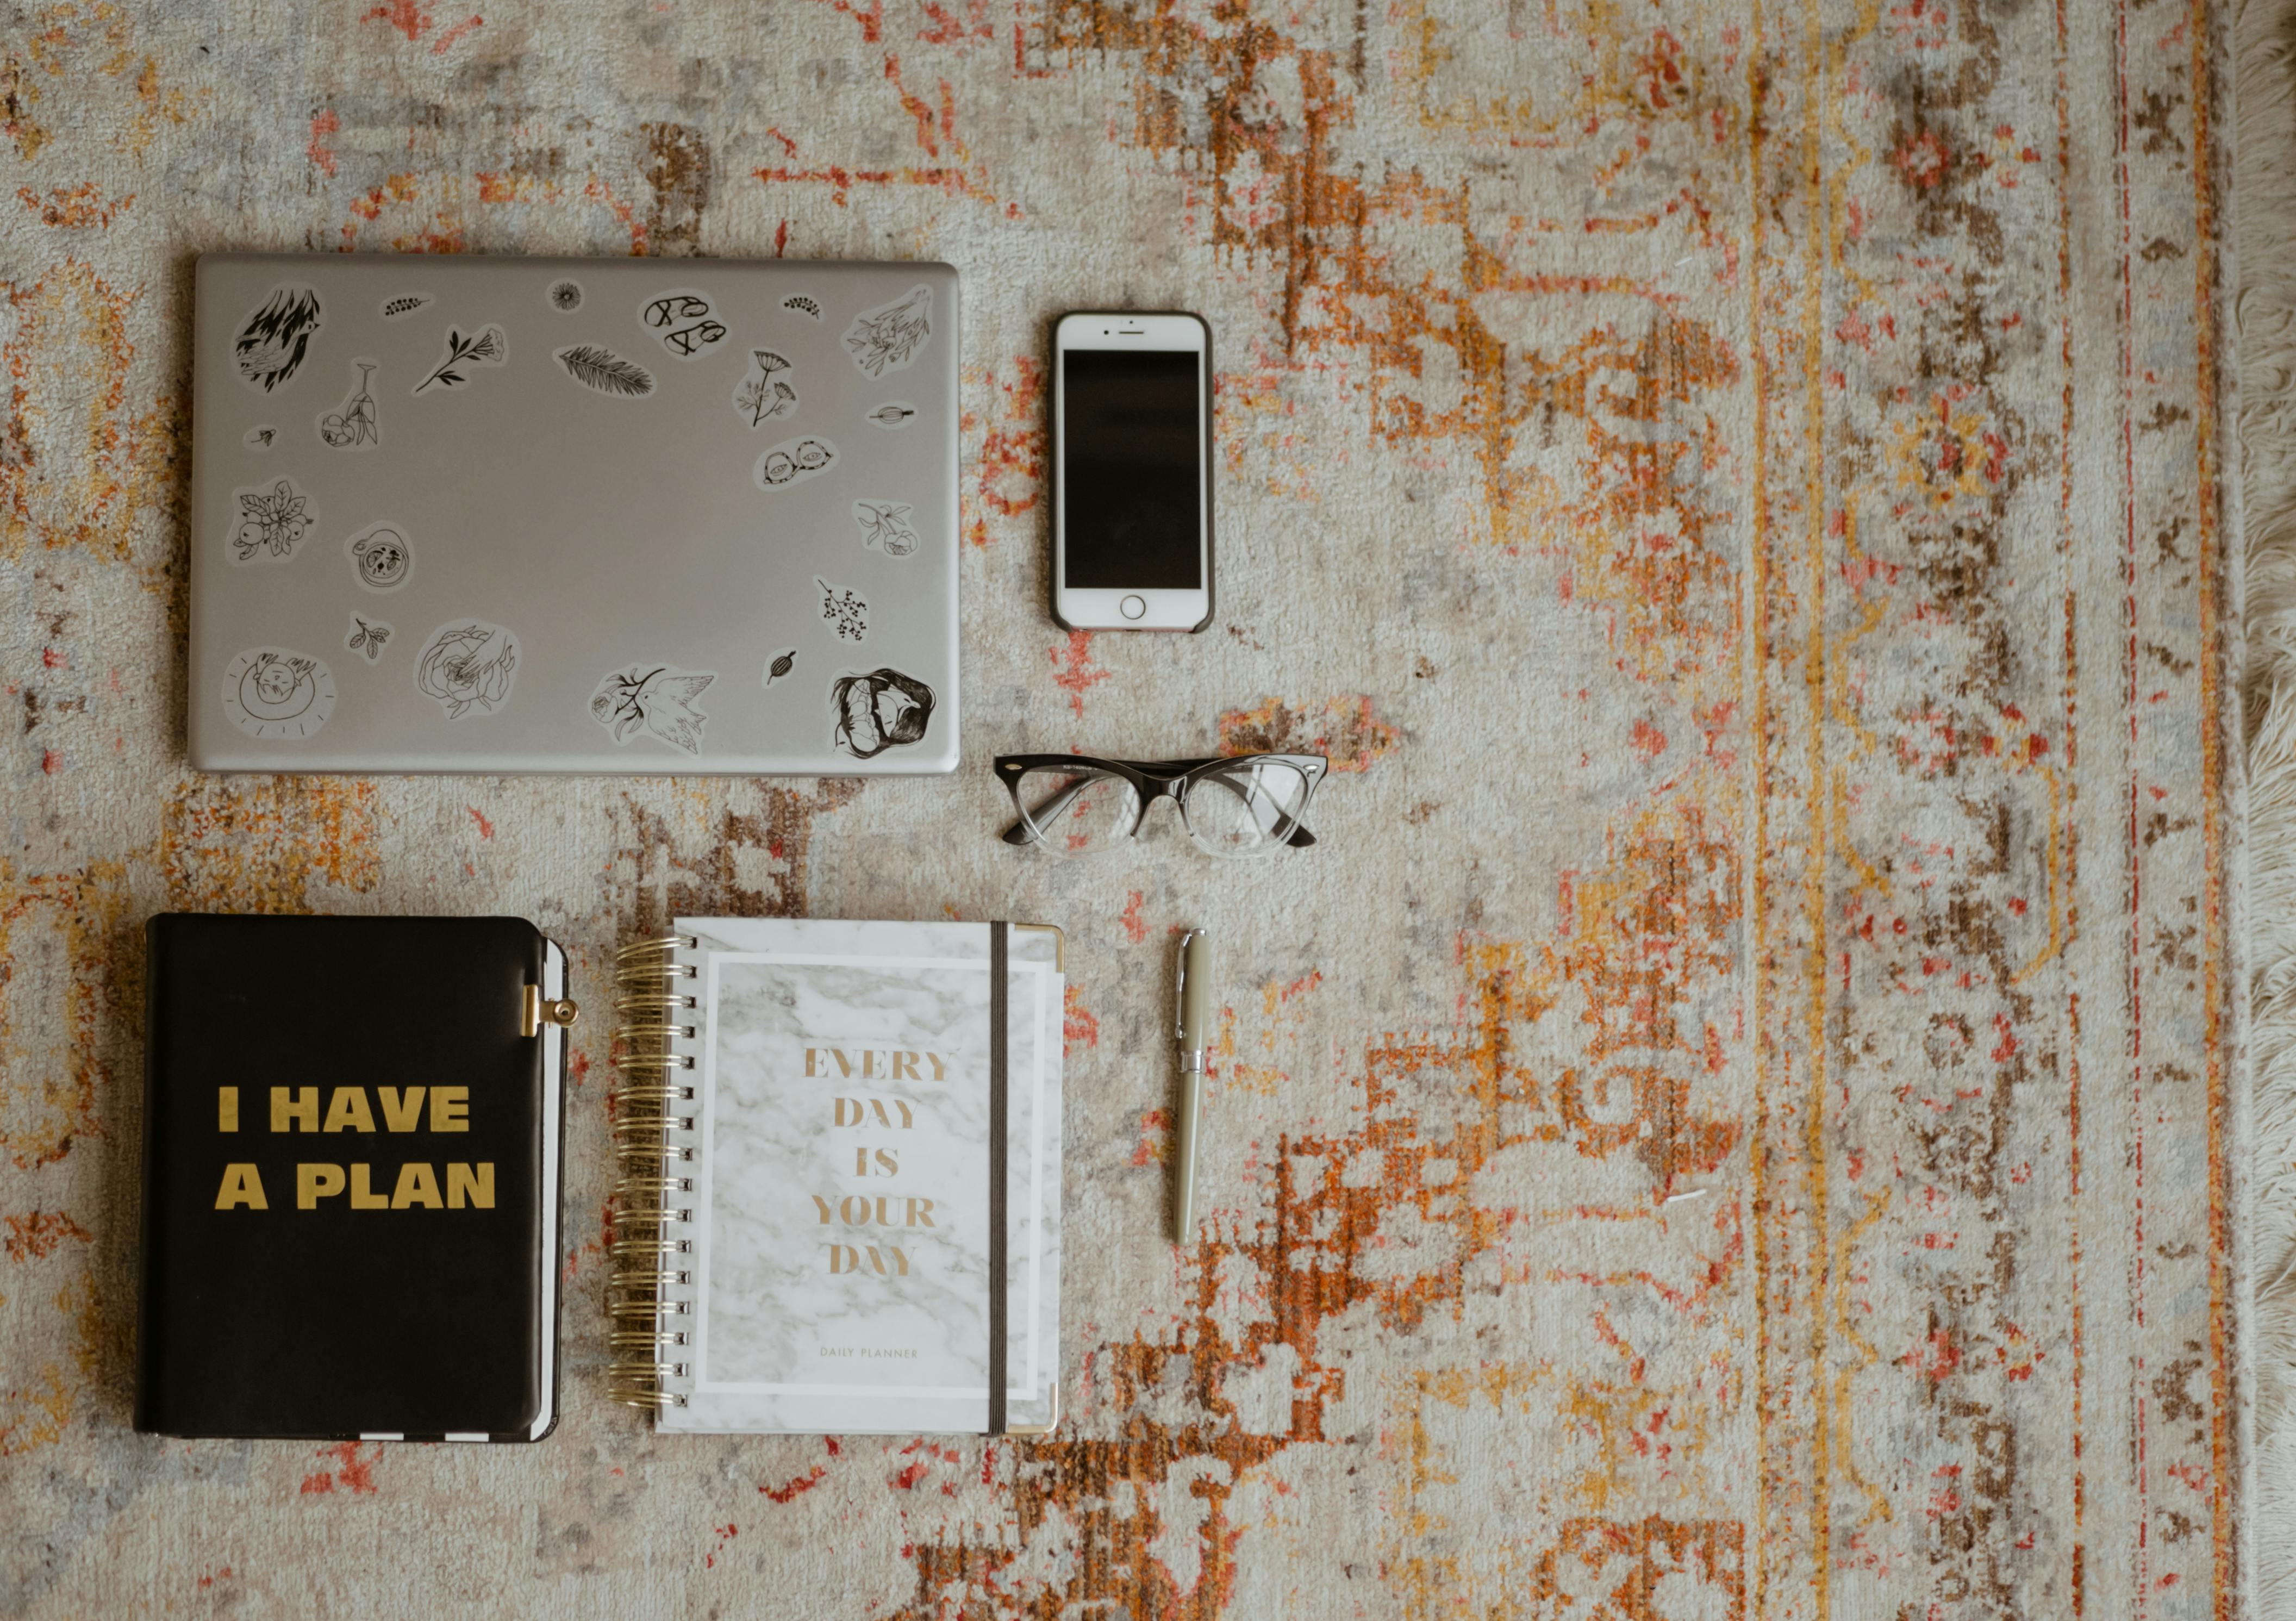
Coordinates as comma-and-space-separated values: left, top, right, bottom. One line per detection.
554, 344, 656, 399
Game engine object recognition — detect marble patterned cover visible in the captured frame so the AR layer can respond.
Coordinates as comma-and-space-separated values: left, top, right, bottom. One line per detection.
660, 918, 1060, 1433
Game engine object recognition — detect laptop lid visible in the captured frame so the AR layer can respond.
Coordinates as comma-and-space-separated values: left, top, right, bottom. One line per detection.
188, 253, 958, 775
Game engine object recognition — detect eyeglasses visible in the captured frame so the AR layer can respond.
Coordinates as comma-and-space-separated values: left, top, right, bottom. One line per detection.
996, 753, 1328, 859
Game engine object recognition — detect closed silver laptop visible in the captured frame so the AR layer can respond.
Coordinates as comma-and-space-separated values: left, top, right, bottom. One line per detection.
189, 253, 958, 775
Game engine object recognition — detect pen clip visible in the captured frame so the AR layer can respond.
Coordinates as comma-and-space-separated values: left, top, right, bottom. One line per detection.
1174, 930, 1195, 1045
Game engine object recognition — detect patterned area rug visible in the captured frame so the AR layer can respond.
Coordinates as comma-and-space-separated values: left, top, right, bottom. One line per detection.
0, 2, 2246, 1616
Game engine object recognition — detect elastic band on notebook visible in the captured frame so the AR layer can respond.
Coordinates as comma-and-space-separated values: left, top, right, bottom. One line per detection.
988, 920, 1008, 1437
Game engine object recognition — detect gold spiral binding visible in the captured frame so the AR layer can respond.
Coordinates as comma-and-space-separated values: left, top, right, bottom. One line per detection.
607, 933, 698, 1412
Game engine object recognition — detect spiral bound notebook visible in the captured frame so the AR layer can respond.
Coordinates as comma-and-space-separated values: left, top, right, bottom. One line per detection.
612, 918, 1063, 1434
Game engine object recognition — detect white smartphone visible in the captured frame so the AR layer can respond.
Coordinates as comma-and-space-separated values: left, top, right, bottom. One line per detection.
1051, 311, 1214, 632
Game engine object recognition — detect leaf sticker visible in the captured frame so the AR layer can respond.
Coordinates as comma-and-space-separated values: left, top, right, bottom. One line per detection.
554, 344, 656, 398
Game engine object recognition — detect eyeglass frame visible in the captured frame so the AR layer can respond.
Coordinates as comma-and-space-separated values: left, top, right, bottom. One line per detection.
995, 752, 1328, 851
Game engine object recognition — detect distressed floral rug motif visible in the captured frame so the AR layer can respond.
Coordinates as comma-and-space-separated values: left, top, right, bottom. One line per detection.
0, 2, 2243, 1617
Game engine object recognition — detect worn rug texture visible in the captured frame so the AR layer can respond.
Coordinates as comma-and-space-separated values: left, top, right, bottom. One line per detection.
0, 2, 2250, 1617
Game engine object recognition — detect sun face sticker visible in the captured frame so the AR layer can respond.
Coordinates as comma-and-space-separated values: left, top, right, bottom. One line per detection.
229, 478, 316, 564
639, 288, 728, 360
234, 285, 323, 394
842, 284, 932, 378
589, 662, 717, 755
317, 358, 380, 450
414, 620, 520, 720
345, 614, 392, 663
852, 500, 920, 556
345, 521, 412, 591
829, 667, 935, 760
222, 647, 336, 740
546, 278, 584, 313
753, 435, 837, 491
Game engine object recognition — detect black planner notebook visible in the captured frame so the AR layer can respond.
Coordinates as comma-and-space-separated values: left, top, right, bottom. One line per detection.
134, 913, 571, 1441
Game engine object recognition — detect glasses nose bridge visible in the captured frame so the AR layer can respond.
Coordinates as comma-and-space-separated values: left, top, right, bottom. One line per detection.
1131, 774, 1188, 831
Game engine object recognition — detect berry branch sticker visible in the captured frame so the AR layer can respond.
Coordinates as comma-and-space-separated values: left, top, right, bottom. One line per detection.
590, 663, 717, 755
414, 620, 520, 720
842, 284, 932, 378
234, 285, 323, 394
228, 478, 316, 564
815, 576, 868, 641
413, 325, 507, 395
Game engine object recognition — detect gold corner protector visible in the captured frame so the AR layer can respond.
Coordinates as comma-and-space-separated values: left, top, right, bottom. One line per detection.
522, 986, 581, 1037
1013, 922, 1065, 973
1004, 1382, 1061, 1437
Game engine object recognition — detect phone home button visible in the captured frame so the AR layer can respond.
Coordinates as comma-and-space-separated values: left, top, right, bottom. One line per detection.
1119, 594, 1147, 621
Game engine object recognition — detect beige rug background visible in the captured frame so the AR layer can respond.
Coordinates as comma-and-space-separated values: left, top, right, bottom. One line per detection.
0, 3, 2250, 1617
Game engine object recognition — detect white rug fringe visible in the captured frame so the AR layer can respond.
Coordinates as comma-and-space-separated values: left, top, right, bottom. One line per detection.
2241, 0, 2296, 1606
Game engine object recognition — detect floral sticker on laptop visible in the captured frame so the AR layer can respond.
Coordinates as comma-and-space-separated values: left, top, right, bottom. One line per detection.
415, 620, 520, 720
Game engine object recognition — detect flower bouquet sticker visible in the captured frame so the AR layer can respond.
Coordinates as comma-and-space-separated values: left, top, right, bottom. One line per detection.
590, 662, 716, 755
852, 500, 919, 556
414, 620, 520, 720
843, 284, 931, 378
317, 358, 380, 449
222, 647, 335, 740
229, 478, 316, 564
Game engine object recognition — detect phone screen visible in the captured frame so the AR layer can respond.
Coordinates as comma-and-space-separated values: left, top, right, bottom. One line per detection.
1061, 347, 1203, 590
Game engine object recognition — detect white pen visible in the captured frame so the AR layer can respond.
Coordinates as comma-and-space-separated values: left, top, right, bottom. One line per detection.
1172, 928, 1213, 1244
